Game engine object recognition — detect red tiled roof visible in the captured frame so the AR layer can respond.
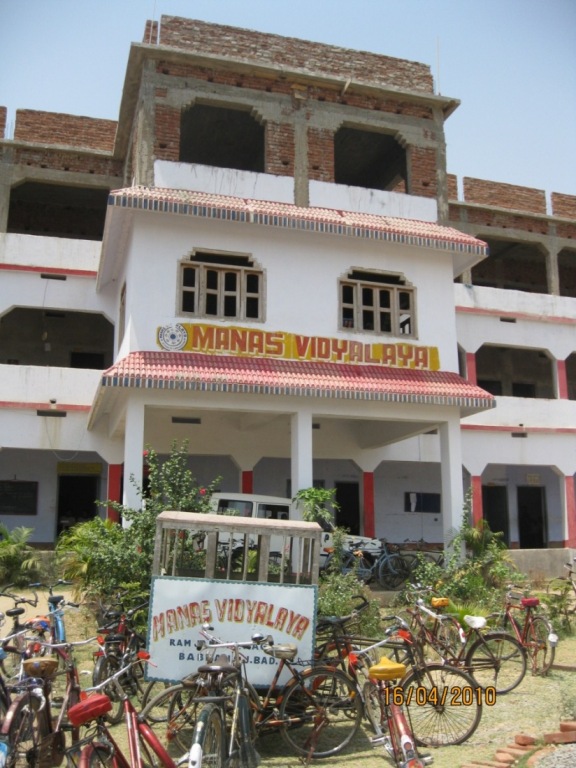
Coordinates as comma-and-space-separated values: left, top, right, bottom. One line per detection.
101, 351, 495, 410
107, 187, 487, 255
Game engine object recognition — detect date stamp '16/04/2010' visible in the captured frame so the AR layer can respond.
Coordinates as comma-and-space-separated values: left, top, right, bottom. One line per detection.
382, 686, 496, 707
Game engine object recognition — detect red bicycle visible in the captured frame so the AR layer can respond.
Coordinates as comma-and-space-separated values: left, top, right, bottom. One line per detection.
68, 652, 194, 768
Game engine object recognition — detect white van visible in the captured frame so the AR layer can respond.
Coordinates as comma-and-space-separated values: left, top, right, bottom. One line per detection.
210, 492, 382, 560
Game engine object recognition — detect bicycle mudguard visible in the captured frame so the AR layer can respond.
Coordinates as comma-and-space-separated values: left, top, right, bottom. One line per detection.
238, 694, 260, 768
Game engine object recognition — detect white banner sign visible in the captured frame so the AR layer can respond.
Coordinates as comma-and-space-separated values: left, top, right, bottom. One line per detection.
146, 576, 318, 686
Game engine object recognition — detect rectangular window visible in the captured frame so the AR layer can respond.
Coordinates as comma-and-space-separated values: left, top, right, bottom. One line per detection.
181, 252, 264, 321
404, 492, 441, 513
0, 481, 38, 515
340, 270, 415, 336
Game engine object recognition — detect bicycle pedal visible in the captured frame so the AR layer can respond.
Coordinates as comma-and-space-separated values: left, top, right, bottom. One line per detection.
369, 734, 387, 745
420, 754, 434, 765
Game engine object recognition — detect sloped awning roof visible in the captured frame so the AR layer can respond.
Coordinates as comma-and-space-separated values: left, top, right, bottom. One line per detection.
106, 187, 487, 256
95, 351, 495, 412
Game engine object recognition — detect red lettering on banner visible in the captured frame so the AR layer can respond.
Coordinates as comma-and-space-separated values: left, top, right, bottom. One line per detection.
349, 341, 363, 363
266, 333, 285, 356
229, 329, 248, 354
152, 613, 165, 641
414, 347, 429, 369
248, 331, 264, 355
215, 328, 229, 350
273, 607, 289, 632
191, 325, 215, 351
331, 339, 349, 362
317, 338, 331, 360
295, 335, 311, 357
292, 616, 310, 641
381, 345, 397, 366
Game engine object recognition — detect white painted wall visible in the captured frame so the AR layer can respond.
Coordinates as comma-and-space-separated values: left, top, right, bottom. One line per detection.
0, 233, 101, 272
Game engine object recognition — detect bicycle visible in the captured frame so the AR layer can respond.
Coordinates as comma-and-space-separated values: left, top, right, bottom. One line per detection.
66, 652, 194, 768
0, 635, 96, 768
321, 542, 410, 589
405, 595, 527, 694
0, 585, 42, 678
351, 651, 429, 768
547, 557, 576, 628
92, 597, 151, 724
489, 586, 558, 676
142, 624, 363, 760
314, 604, 482, 748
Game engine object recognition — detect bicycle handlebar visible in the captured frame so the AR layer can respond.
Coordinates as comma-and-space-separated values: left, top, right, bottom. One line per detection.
0, 585, 39, 607
316, 594, 369, 629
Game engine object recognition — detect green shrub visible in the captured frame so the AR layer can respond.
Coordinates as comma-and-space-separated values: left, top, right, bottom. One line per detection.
0, 524, 41, 585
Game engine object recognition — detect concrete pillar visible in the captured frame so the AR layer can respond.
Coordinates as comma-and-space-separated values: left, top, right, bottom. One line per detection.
471, 475, 483, 526
465, 352, 478, 385
123, 399, 145, 518
565, 475, 576, 547
107, 463, 123, 523
556, 359, 569, 399
363, 471, 375, 538
439, 416, 465, 549
291, 410, 313, 500
241, 470, 254, 494
545, 245, 560, 296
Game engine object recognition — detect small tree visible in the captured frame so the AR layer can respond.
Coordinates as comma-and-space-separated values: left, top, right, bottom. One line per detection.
0, 524, 40, 585
293, 486, 339, 528
56, 440, 220, 601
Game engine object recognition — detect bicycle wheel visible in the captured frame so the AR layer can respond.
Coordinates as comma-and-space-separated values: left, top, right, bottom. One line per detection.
401, 663, 482, 747
362, 680, 383, 737
190, 704, 225, 768
433, 616, 463, 657
377, 554, 410, 590
278, 666, 362, 759
1, 689, 44, 768
465, 631, 527, 694
527, 616, 556, 676
139, 681, 180, 723
0, 645, 23, 680
91, 655, 124, 725
78, 742, 118, 768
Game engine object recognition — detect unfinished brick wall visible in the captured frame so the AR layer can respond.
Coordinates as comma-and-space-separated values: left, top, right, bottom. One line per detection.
410, 147, 437, 198
446, 173, 458, 200
11, 146, 122, 177
308, 128, 334, 182
154, 16, 434, 93
14, 110, 117, 152
266, 123, 295, 177
552, 192, 576, 219
154, 102, 180, 162
463, 177, 547, 214
0, 107, 6, 139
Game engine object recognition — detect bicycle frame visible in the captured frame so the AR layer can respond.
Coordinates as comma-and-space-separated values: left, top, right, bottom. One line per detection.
71, 653, 187, 768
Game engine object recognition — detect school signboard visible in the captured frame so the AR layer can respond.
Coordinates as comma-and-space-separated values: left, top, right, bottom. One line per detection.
146, 576, 318, 686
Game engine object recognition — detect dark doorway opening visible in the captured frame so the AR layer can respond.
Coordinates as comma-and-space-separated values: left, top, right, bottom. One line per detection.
517, 486, 547, 549
335, 482, 360, 536
57, 475, 99, 536
482, 486, 509, 545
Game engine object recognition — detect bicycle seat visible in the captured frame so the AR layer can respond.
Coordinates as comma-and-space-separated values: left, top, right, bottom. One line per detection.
521, 597, 539, 608
48, 595, 65, 607
263, 643, 297, 660
68, 694, 112, 727
6, 607, 25, 618
463, 615, 487, 630
368, 656, 407, 682
23, 657, 59, 679
431, 597, 450, 609
197, 661, 239, 676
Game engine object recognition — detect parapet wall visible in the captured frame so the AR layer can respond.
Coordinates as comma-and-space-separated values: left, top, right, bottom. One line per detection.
12, 110, 117, 152
448, 173, 576, 220
148, 15, 434, 93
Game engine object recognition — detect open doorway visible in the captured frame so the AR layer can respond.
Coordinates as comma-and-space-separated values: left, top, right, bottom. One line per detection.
335, 482, 360, 536
482, 486, 509, 545
57, 475, 100, 536
517, 486, 547, 549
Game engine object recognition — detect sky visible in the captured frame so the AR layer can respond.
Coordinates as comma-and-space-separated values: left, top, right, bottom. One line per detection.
1, 0, 575, 202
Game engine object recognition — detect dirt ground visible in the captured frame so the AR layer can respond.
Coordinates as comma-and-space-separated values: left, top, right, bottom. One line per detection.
2, 584, 575, 768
